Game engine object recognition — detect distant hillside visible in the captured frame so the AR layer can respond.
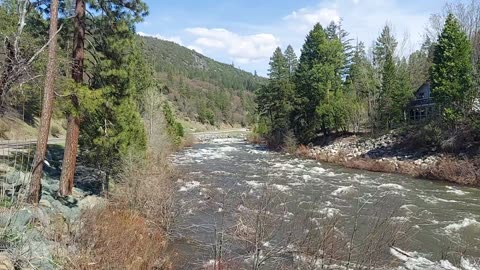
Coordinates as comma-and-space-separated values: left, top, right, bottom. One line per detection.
138, 36, 266, 128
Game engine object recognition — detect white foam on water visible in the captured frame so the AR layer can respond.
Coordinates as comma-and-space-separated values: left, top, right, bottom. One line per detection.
331, 185, 356, 196
218, 146, 238, 152
210, 137, 244, 144
247, 149, 269, 155
317, 207, 341, 218
310, 167, 326, 174
288, 182, 305, 187
390, 216, 410, 223
419, 195, 460, 204
302, 175, 312, 181
325, 171, 337, 177
444, 218, 480, 233
272, 184, 291, 192
179, 181, 200, 192
272, 163, 295, 170
446, 186, 469, 196
390, 247, 476, 270
184, 148, 227, 161
461, 258, 480, 270
378, 183, 405, 190
245, 180, 263, 188
211, 170, 232, 175
400, 204, 418, 211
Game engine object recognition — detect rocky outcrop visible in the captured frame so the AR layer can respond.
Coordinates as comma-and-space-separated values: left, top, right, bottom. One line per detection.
0, 166, 106, 269
307, 131, 441, 168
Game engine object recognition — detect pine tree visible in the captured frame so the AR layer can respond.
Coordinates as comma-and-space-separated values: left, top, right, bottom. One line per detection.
80, 1, 148, 194
284, 45, 298, 76
326, 20, 354, 77
408, 36, 434, 89
378, 50, 397, 129
28, 0, 60, 204
291, 23, 344, 143
345, 41, 377, 129
256, 47, 293, 147
373, 25, 398, 69
431, 13, 474, 124
268, 47, 288, 81
378, 52, 413, 130
59, 0, 85, 197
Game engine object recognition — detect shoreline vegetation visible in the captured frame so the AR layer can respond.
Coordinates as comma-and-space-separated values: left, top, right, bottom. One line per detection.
247, 131, 480, 186
251, 6, 480, 189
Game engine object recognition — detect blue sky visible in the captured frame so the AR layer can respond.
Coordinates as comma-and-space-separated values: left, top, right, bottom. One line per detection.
137, 0, 451, 76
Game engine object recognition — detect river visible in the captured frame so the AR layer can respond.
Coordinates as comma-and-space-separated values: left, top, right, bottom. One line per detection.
171, 134, 480, 269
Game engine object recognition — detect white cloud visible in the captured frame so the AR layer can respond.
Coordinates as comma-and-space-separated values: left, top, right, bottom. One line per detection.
137, 31, 183, 45
186, 27, 280, 63
281, 0, 433, 56
187, 45, 204, 54
195, 37, 226, 49
284, 7, 340, 30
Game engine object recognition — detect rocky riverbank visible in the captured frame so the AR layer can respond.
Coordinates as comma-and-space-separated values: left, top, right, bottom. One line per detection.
0, 164, 106, 269
296, 131, 479, 186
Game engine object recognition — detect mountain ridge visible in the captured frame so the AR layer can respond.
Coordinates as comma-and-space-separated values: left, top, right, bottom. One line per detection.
138, 35, 266, 128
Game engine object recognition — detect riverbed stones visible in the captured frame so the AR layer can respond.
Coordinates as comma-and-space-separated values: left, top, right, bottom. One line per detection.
0, 253, 14, 270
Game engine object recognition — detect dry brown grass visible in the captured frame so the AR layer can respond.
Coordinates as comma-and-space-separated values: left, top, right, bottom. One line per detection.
181, 133, 196, 148
68, 206, 171, 270
296, 144, 480, 186
246, 132, 264, 145
342, 158, 397, 173
68, 99, 177, 269
295, 145, 311, 157
114, 152, 177, 232
421, 158, 480, 185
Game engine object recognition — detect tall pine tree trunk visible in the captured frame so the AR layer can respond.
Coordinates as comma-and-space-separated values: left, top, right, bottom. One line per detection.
59, 0, 85, 196
28, 0, 60, 204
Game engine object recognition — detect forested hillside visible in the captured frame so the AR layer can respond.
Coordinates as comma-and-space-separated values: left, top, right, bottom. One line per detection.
139, 36, 266, 127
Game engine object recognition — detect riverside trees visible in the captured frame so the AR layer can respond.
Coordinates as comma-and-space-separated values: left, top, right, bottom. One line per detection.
5, 0, 156, 201
255, 13, 478, 148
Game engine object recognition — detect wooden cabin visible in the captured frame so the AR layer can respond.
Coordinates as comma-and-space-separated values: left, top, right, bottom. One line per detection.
408, 83, 435, 122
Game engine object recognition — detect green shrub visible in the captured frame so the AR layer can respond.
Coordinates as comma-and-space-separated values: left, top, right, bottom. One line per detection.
282, 130, 297, 154
0, 120, 10, 139
163, 103, 184, 146
50, 125, 61, 138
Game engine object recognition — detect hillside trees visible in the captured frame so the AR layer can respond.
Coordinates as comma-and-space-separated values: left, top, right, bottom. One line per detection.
139, 36, 262, 127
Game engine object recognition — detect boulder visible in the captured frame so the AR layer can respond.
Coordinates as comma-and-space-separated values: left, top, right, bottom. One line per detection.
0, 252, 14, 270
20, 240, 54, 270
10, 209, 32, 231
4, 171, 31, 186
78, 195, 106, 211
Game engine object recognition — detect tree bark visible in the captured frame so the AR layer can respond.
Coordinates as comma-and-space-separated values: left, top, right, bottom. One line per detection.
59, 0, 85, 196
0, 39, 15, 110
27, 0, 60, 204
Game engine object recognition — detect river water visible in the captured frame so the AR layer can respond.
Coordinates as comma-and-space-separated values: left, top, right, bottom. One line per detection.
171, 134, 480, 269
